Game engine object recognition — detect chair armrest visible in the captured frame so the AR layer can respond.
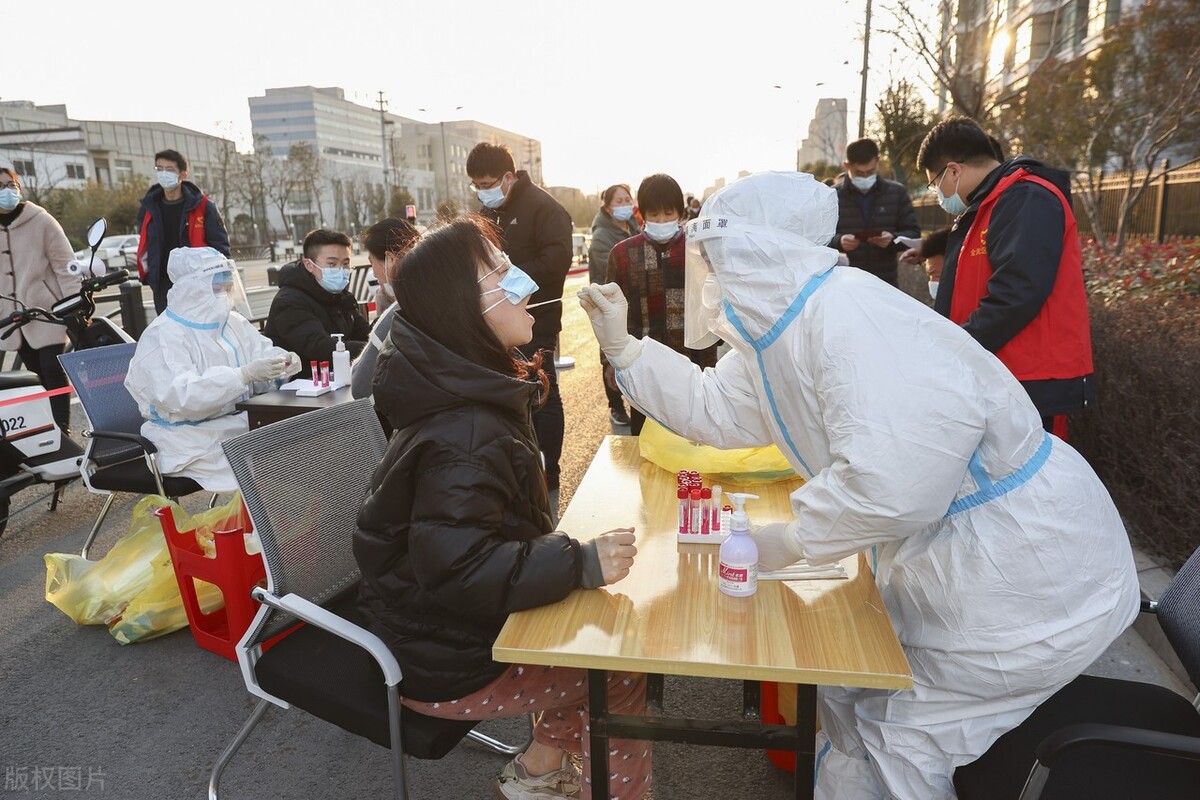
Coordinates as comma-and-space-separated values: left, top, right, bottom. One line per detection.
1036, 722, 1200, 766
1018, 723, 1200, 800
86, 429, 159, 454
250, 587, 403, 686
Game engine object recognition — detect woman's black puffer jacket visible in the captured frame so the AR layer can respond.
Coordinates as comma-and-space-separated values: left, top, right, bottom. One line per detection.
355, 314, 586, 702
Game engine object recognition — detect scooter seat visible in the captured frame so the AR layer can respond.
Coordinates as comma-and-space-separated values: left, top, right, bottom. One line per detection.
0, 370, 44, 391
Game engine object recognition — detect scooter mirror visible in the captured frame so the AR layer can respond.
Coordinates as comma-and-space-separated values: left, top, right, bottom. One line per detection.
86, 218, 108, 249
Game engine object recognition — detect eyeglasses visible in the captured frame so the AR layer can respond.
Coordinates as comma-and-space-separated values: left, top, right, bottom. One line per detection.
0, 182, 16, 190
154, 165, 181, 174
470, 175, 504, 191
927, 166, 949, 192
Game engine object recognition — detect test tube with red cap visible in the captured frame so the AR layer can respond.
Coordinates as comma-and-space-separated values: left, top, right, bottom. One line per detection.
677, 487, 690, 534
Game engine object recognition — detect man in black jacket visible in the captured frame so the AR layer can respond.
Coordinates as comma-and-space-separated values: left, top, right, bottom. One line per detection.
264, 228, 369, 375
467, 143, 572, 513
828, 138, 920, 287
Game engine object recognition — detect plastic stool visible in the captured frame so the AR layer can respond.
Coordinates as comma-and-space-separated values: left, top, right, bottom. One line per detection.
156, 505, 267, 661
762, 681, 799, 773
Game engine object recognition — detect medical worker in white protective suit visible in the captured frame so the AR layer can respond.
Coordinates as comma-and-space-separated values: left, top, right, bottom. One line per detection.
577, 172, 1140, 799
125, 247, 301, 491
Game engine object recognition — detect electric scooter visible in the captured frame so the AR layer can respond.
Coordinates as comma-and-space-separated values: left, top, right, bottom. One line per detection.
0, 218, 135, 536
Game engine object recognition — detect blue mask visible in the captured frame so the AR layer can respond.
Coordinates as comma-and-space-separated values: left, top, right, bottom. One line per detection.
479, 262, 539, 314
936, 171, 968, 216
156, 170, 181, 191
610, 205, 634, 222
476, 177, 508, 210
850, 174, 877, 192
0, 187, 20, 211
643, 220, 680, 243
318, 267, 350, 293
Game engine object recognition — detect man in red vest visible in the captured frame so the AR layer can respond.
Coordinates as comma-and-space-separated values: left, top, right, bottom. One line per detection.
136, 149, 230, 314
917, 117, 1095, 439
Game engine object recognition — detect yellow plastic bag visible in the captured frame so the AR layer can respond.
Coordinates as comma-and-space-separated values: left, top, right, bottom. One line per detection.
638, 418, 798, 484
44, 494, 241, 645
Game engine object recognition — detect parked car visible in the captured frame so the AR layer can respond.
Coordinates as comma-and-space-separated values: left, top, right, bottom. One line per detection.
74, 234, 139, 269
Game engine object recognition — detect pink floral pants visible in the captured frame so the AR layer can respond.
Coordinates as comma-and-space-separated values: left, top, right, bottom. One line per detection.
403, 664, 652, 800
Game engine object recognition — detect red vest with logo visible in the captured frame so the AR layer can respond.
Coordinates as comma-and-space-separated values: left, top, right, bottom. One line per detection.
135, 196, 210, 280
949, 169, 1093, 381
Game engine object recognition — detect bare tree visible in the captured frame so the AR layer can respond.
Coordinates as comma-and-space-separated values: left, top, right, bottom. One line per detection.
869, 77, 933, 187
263, 145, 298, 243
287, 142, 325, 227
230, 135, 272, 240
210, 126, 241, 232
883, 0, 1005, 120
1006, 0, 1200, 252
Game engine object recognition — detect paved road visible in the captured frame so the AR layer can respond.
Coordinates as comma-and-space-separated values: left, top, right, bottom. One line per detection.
0, 271, 1192, 799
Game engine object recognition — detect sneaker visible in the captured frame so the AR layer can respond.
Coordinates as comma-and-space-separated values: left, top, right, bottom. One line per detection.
609, 406, 631, 426
495, 752, 580, 799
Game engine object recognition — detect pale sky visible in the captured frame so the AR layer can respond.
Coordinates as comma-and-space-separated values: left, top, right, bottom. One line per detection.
11, 0, 926, 196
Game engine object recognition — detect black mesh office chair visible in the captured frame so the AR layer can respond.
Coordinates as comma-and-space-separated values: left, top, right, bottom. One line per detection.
59, 343, 204, 558
954, 545, 1200, 799
210, 399, 522, 800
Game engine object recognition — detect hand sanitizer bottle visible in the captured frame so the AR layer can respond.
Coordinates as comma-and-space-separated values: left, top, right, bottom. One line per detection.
719, 492, 760, 597
332, 333, 350, 385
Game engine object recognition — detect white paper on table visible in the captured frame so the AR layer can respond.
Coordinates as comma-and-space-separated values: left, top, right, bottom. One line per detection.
758, 561, 848, 581
896, 235, 922, 251
278, 378, 349, 391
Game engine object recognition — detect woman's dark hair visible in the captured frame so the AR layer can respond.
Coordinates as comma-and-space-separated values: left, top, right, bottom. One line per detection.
601, 183, 632, 208
395, 214, 547, 392
361, 217, 419, 261
917, 116, 1000, 172
636, 173, 686, 217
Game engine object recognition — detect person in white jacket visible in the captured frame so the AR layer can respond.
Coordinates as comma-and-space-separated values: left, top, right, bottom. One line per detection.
577, 171, 1140, 800
125, 247, 300, 491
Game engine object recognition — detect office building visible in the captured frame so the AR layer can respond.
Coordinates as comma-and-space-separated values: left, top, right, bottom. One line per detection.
0, 100, 236, 198
796, 98, 849, 169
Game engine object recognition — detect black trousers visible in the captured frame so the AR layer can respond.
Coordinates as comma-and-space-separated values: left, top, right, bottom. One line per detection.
531, 345, 563, 491
16, 341, 70, 431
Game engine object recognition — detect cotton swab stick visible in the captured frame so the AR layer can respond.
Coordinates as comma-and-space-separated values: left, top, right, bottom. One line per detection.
526, 297, 563, 309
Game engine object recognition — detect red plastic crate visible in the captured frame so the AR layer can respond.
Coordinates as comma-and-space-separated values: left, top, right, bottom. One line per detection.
155, 504, 270, 661
762, 680, 798, 773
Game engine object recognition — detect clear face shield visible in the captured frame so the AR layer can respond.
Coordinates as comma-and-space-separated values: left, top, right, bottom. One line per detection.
210, 265, 252, 320
683, 233, 725, 350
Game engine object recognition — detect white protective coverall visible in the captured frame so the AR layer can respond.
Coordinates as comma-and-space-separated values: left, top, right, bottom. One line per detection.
582, 172, 1140, 799
125, 247, 294, 491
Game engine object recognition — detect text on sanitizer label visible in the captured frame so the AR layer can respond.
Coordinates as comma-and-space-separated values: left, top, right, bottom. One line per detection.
719, 562, 757, 591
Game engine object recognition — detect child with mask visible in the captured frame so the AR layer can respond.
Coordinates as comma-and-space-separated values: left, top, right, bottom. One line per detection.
605, 174, 718, 434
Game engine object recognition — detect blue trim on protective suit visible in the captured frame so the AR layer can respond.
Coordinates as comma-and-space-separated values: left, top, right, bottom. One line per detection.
219, 324, 243, 367
148, 406, 214, 427
813, 737, 832, 789
720, 268, 834, 479
165, 309, 219, 330
947, 432, 1052, 516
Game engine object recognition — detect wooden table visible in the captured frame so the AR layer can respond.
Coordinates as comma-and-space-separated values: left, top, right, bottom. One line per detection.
235, 385, 355, 430
493, 436, 911, 799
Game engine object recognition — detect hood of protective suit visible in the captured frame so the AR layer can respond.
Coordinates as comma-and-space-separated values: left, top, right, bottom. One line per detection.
684, 171, 839, 348
165, 246, 250, 326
